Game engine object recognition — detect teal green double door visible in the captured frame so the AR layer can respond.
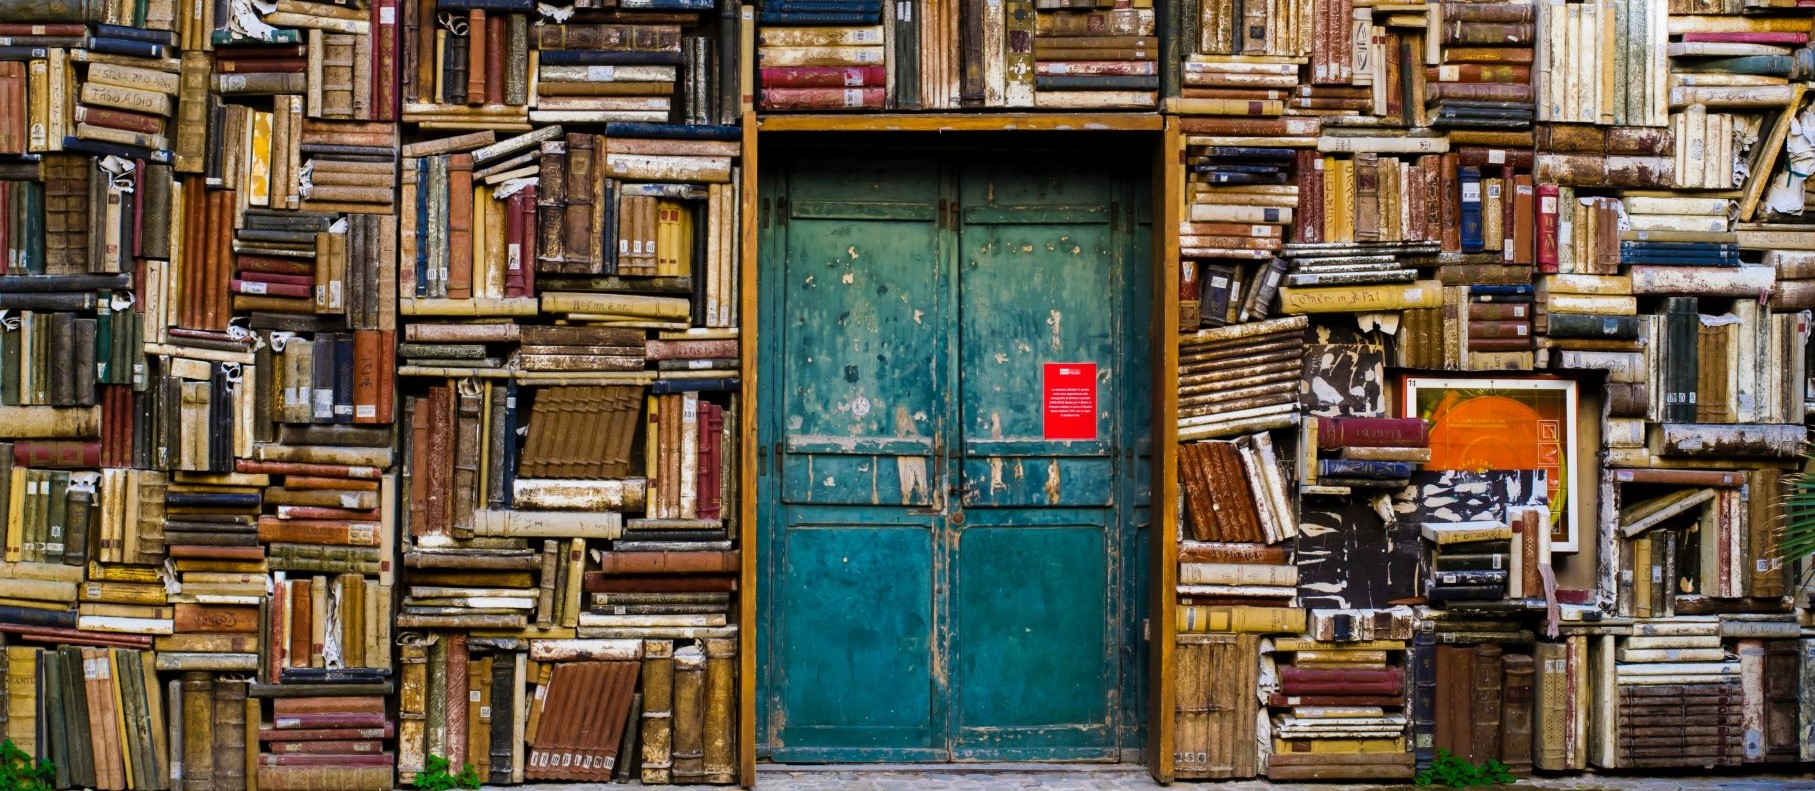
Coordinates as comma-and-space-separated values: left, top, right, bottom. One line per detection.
757, 148, 1152, 762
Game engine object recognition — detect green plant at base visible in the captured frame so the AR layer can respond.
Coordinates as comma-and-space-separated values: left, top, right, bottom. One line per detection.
0, 739, 54, 791
413, 754, 481, 791
1415, 749, 1517, 788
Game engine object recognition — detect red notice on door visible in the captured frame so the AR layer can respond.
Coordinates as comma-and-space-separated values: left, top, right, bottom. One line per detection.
1043, 362, 1097, 440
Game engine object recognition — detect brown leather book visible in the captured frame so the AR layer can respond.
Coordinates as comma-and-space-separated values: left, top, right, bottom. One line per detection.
215, 679, 249, 791
1501, 653, 1534, 774
445, 632, 469, 768
465, 8, 486, 105
702, 639, 735, 783
256, 518, 381, 547
640, 641, 674, 784
182, 672, 216, 791
1470, 643, 1504, 763
561, 133, 597, 274
446, 153, 474, 299
452, 384, 483, 538
598, 550, 739, 575
175, 603, 261, 634
1435, 645, 1471, 757
289, 581, 312, 666
255, 766, 394, 791
536, 139, 567, 271
584, 574, 737, 593
1177, 542, 1289, 564
671, 645, 705, 782
272, 697, 386, 718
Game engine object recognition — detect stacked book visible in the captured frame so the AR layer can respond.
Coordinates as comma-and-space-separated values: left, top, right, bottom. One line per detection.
1176, 315, 1306, 440
1606, 617, 1744, 768
3, 646, 175, 791
755, 25, 886, 111
1264, 639, 1414, 781
1178, 433, 1295, 545
1303, 416, 1428, 496
1176, 541, 1294, 607
1431, 2, 1534, 129
1422, 520, 1513, 604
1032, 7, 1159, 108
1426, 642, 1534, 774
1175, 57, 1290, 117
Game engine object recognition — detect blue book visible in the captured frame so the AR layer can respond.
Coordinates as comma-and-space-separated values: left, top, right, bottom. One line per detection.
87, 36, 166, 57
1197, 146, 1297, 159
1619, 254, 1740, 267
1619, 241, 1739, 253
61, 137, 171, 165
756, 9, 878, 22
1318, 458, 1415, 479
1468, 284, 1532, 296
620, 0, 716, 9
0, 604, 77, 628
1458, 165, 1484, 253
765, 0, 883, 10
653, 377, 741, 393
94, 23, 177, 46
165, 492, 262, 508
605, 122, 742, 140
0, 46, 53, 60
536, 50, 684, 66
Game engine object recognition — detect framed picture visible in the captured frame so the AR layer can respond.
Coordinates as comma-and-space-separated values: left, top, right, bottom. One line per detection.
1400, 376, 1581, 553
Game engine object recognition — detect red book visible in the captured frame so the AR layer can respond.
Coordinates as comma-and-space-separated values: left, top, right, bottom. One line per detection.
78, 105, 166, 136
1536, 183, 1559, 273
237, 255, 315, 276
14, 441, 102, 468
505, 190, 525, 298
761, 87, 885, 110
519, 186, 538, 298
258, 753, 395, 767
273, 697, 387, 717
1279, 680, 1404, 695
1681, 32, 1807, 44
1297, 149, 1323, 243
1280, 666, 1404, 685
214, 59, 309, 73
353, 329, 380, 424
231, 279, 313, 298
582, 573, 737, 593
760, 65, 885, 88
373, 0, 399, 121
1268, 693, 1405, 707
1315, 417, 1430, 449
274, 505, 383, 520
0, 23, 86, 35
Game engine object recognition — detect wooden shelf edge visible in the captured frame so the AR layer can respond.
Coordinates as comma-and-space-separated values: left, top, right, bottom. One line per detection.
737, 108, 761, 790
756, 112, 1166, 133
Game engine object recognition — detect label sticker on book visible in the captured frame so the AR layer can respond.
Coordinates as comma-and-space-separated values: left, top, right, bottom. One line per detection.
1488, 149, 1506, 164
843, 89, 865, 107
380, 5, 395, 22
1461, 182, 1480, 201
1439, 65, 1458, 82
1043, 362, 1097, 441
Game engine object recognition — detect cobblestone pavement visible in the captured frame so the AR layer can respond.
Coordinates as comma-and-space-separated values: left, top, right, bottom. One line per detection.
517, 766, 1815, 790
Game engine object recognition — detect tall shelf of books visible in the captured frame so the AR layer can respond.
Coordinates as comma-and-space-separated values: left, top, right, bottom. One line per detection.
1167, 0, 1815, 782
0, 0, 750, 786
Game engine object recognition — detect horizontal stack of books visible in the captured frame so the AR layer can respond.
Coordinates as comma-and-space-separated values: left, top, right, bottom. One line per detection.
1265, 639, 1414, 781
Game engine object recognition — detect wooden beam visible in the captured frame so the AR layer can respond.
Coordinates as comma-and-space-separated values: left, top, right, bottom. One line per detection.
1147, 114, 1183, 784
755, 112, 1166, 133
737, 107, 760, 789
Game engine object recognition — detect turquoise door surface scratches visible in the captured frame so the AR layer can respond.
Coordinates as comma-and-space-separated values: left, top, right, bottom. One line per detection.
758, 149, 1151, 763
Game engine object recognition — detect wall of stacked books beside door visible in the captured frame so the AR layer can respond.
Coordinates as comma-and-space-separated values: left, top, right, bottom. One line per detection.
0, 0, 752, 786
1163, 0, 1815, 781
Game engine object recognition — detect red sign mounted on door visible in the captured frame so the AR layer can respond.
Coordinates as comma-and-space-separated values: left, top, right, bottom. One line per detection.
1043, 362, 1098, 441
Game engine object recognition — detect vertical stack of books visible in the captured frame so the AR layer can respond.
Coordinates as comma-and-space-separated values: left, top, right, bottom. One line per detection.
1032, 6, 1159, 108
1264, 639, 1414, 781
1431, 2, 1534, 130
1422, 642, 1534, 775
1602, 617, 1744, 768
755, 24, 886, 111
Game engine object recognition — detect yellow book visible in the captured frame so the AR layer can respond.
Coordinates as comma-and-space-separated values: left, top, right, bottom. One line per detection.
1278, 280, 1443, 313
0, 576, 77, 603
560, 536, 584, 628
5, 465, 25, 563
27, 58, 48, 152
1291, 650, 1389, 664
1329, 157, 1355, 243
246, 109, 274, 207
1273, 638, 1405, 652
5, 646, 37, 756
1176, 604, 1306, 634
109, 649, 135, 790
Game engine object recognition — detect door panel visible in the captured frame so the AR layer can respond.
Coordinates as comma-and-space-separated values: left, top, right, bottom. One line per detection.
953, 510, 1114, 760
956, 169, 1119, 510
778, 161, 943, 506
761, 152, 1147, 762
771, 513, 941, 759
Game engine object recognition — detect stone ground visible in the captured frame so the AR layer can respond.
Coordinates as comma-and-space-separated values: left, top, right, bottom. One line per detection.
517, 765, 1815, 790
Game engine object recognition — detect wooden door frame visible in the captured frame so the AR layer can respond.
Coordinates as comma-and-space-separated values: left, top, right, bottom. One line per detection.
736, 115, 1182, 786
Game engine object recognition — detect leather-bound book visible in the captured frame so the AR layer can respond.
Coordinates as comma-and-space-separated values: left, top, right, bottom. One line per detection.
215, 679, 248, 791
536, 140, 567, 271
442, 23, 468, 105
1411, 629, 1436, 769
445, 632, 469, 768
702, 638, 735, 783
671, 645, 706, 783
561, 133, 597, 274
598, 550, 739, 575
446, 153, 474, 299
1470, 643, 1504, 763
181, 672, 215, 791
452, 384, 482, 538
1501, 653, 1534, 774
465, 9, 487, 105
640, 640, 674, 784
397, 637, 428, 781
489, 652, 516, 784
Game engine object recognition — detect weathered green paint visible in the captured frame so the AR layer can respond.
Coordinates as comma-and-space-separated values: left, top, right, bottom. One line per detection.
758, 149, 1151, 763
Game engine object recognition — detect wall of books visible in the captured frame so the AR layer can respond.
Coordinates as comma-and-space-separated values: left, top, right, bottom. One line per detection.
1167, 0, 1815, 781
6, 0, 1815, 783
0, 0, 748, 787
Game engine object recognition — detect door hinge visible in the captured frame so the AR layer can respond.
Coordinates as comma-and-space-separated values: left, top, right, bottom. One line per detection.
937, 198, 948, 230
949, 201, 960, 229
1142, 617, 1150, 641
777, 196, 789, 226
1110, 200, 1121, 232
760, 197, 770, 229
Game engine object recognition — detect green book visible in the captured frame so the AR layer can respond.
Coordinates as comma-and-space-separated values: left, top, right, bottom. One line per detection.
58, 646, 95, 789
94, 295, 113, 385
42, 470, 67, 565
41, 651, 69, 790
19, 180, 43, 276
